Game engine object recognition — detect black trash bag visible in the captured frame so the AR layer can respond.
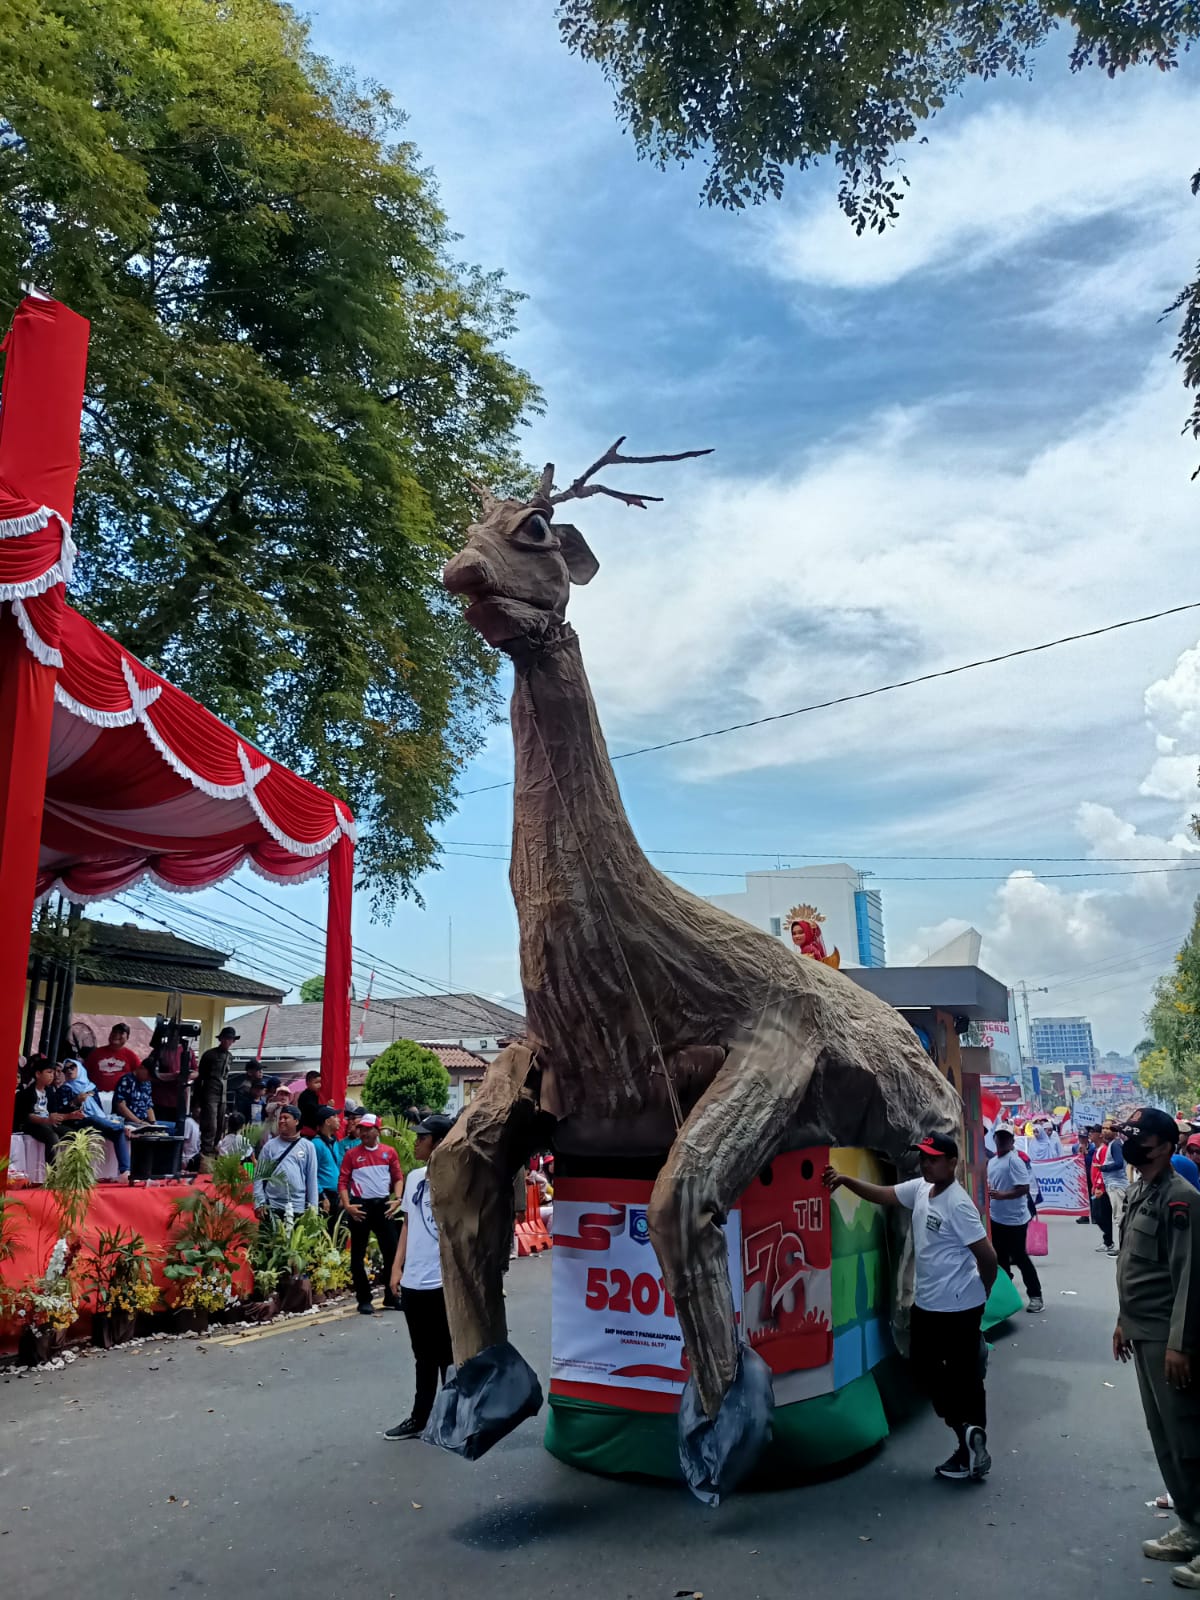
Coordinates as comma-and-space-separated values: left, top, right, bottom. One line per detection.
678, 1342, 774, 1506
422, 1340, 543, 1461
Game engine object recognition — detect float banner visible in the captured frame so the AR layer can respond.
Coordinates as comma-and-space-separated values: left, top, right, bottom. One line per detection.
550, 1179, 743, 1413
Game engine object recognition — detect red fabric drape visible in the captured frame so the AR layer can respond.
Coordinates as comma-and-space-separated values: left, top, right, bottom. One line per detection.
0, 298, 90, 1181
0, 616, 59, 1165
320, 832, 354, 1116
0, 295, 357, 1179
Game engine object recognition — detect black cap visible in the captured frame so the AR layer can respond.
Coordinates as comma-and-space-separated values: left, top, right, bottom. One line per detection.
915, 1132, 959, 1159
414, 1112, 455, 1144
1120, 1107, 1180, 1144
314, 1104, 337, 1124
219, 1027, 239, 1041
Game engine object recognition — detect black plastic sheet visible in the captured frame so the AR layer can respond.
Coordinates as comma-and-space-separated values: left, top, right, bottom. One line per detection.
678, 1341, 774, 1506
422, 1340, 544, 1460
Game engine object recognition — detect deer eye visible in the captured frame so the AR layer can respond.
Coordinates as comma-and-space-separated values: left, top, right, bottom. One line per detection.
517, 513, 553, 547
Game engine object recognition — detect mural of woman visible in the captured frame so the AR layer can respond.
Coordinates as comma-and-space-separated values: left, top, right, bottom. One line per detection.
787, 904, 841, 969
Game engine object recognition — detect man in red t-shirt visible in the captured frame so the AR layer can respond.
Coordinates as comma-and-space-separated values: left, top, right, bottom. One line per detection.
85, 1024, 141, 1094
338, 1113, 403, 1314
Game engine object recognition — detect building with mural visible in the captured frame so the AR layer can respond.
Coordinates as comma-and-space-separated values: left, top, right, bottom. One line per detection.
705, 863, 886, 968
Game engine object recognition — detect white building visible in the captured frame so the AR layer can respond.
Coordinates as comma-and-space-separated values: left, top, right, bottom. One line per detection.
705, 863, 886, 968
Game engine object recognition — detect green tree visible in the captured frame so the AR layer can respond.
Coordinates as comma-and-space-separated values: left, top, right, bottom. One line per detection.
299, 976, 325, 1004
362, 1038, 449, 1120
558, 1, 1200, 445
1140, 899, 1200, 1111
0, 0, 537, 907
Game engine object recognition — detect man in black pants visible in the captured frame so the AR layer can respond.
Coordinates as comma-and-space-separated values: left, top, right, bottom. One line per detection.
386, 1113, 456, 1441
338, 1113, 403, 1314
825, 1132, 998, 1481
987, 1126, 1044, 1312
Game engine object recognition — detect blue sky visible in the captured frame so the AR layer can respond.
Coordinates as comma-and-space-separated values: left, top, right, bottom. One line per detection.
114, 4, 1200, 1054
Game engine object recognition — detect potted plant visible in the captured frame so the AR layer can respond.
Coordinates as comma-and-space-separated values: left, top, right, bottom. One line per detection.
162, 1159, 255, 1333
80, 1228, 160, 1346
16, 1236, 78, 1365
249, 1208, 352, 1315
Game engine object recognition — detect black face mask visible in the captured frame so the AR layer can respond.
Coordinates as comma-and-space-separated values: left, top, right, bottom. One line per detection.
1122, 1134, 1171, 1168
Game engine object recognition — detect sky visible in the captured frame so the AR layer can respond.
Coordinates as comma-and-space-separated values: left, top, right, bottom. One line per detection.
107, 3, 1200, 1057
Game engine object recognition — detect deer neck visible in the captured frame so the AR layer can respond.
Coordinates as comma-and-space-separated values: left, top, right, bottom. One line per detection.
508, 624, 648, 889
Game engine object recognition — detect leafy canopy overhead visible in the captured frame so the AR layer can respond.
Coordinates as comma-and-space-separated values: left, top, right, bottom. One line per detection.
558, 2, 1200, 446
362, 1037, 450, 1121
0, 0, 538, 908
299, 977, 325, 1005
558, 1, 1195, 219
1139, 898, 1200, 1113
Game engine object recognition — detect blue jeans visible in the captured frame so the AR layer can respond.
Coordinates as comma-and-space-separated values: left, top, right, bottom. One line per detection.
83, 1106, 131, 1174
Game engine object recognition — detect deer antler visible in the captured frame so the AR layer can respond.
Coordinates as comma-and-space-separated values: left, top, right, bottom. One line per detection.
467, 479, 500, 516
549, 437, 713, 510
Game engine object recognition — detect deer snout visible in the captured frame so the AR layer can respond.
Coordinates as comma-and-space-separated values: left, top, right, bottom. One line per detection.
442, 547, 494, 597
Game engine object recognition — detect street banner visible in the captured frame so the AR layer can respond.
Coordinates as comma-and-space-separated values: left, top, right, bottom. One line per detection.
551, 1179, 742, 1413
1031, 1153, 1088, 1216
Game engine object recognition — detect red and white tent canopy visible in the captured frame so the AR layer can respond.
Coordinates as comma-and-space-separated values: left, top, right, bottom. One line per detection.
40, 604, 355, 901
0, 295, 355, 1152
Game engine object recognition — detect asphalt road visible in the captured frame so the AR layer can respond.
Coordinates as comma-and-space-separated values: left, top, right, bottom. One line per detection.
0, 1216, 1173, 1599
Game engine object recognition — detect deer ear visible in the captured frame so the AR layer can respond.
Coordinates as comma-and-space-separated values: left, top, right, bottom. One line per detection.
555, 523, 599, 586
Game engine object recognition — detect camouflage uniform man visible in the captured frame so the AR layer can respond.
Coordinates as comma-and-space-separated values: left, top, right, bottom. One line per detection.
1113, 1106, 1200, 1587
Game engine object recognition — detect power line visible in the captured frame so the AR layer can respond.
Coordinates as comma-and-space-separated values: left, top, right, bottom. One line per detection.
460, 597, 1200, 795
438, 849, 1200, 883
442, 839, 1200, 865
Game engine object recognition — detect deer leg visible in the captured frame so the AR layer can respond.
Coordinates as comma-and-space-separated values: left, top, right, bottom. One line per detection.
648, 1004, 821, 1501
423, 1044, 545, 1459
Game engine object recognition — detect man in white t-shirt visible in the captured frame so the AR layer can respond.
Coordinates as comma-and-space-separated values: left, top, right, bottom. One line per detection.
385, 1112, 456, 1441
825, 1131, 998, 1482
987, 1127, 1044, 1312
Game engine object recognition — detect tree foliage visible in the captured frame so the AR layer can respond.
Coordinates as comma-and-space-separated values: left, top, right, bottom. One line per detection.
362, 1037, 449, 1120
299, 976, 325, 1004
0, 0, 538, 907
558, 1, 1200, 450
1140, 899, 1200, 1112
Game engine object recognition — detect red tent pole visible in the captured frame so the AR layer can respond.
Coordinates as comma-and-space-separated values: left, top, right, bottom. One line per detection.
320, 831, 354, 1116
0, 297, 89, 1188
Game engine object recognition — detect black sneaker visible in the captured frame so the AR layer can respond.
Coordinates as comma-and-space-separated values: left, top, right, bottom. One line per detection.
384, 1417, 422, 1441
966, 1425, 991, 1480
357, 1301, 375, 1315
382, 1295, 401, 1310
934, 1449, 971, 1481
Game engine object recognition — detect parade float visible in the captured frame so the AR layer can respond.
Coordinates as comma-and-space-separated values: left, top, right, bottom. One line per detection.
425, 444, 1011, 1501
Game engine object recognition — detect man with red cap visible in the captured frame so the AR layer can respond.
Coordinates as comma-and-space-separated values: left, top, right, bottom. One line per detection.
338, 1112, 404, 1315
826, 1131, 998, 1481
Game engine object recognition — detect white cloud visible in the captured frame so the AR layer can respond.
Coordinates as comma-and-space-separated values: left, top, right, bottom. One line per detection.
756, 78, 1198, 298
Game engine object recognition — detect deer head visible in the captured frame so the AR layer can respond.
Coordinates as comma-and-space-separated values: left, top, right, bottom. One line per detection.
443, 439, 711, 654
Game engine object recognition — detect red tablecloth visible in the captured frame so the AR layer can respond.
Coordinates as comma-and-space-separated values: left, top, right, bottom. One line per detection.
0, 1179, 255, 1346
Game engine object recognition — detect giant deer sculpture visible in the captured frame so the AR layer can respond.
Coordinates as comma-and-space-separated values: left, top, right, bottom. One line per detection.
426, 441, 961, 1498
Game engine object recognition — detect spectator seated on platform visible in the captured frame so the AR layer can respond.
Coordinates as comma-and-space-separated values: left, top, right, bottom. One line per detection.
58, 1057, 132, 1180
181, 1115, 201, 1167
15, 1057, 60, 1163
84, 1023, 141, 1095
113, 1060, 159, 1132
217, 1112, 253, 1160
